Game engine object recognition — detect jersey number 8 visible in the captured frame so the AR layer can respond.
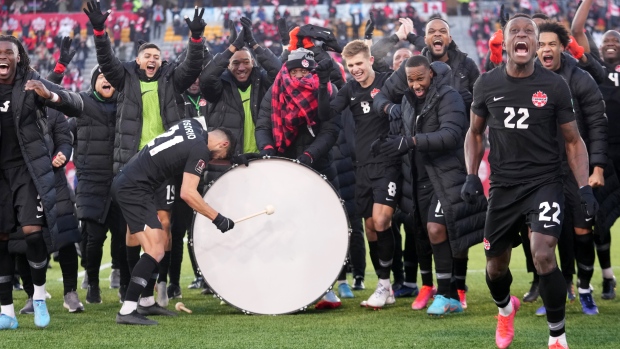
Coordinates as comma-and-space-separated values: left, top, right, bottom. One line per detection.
504, 107, 530, 129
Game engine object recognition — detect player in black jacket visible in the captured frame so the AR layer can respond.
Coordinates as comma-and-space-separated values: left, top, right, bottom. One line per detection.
330, 40, 400, 309
112, 119, 235, 325
463, 15, 594, 349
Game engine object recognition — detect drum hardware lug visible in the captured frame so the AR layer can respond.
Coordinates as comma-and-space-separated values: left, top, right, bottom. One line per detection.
320, 174, 327, 180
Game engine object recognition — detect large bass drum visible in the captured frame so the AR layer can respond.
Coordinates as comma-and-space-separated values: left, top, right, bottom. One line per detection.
190, 157, 350, 315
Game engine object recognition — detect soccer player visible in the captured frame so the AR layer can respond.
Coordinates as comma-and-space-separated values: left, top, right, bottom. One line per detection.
0, 35, 83, 329
462, 14, 596, 349
112, 120, 237, 325
330, 40, 401, 309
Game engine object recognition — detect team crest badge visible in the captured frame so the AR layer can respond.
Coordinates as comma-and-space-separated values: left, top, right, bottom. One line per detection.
301, 59, 309, 68
370, 88, 380, 98
532, 91, 548, 107
199, 99, 207, 107
195, 159, 206, 174
615, 65, 620, 72
483, 238, 491, 251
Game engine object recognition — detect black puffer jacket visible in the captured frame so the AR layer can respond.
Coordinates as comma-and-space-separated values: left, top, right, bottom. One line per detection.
374, 45, 480, 119
199, 47, 282, 154
6, 68, 83, 251
255, 81, 340, 173
392, 62, 486, 254
94, 34, 203, 174
329, 108, 356, 215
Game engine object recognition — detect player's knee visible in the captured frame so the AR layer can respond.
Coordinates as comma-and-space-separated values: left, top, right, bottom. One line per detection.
372, 215, 391, 231
574, 227, 590, 236
427, 223, 447, 244
145, 245, 165, 262
532, 248, 556, 271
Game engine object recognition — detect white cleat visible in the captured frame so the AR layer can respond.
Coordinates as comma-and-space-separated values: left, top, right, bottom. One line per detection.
365, 283, 393, 309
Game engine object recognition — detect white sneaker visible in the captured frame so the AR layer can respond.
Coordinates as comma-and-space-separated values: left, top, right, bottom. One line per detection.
366, 283, 392, 308
156, 281, 168, 307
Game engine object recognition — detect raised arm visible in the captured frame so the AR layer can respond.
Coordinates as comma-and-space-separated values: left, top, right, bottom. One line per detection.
571, 0, 593, 52
172, 7, 207, 93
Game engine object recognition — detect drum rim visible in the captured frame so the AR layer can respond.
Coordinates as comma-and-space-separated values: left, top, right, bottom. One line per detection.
189, 156, 351, 315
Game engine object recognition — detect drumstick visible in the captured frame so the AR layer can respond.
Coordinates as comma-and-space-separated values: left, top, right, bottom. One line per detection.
234, 205, 275, 224
175, 302, 192, 314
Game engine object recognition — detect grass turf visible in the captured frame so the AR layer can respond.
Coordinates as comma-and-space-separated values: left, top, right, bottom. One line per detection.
3, 224, 620, 349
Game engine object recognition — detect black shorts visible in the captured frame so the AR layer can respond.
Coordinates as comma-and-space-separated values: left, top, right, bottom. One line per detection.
484, 177, 564, 257
0, 165, 45, 233
355, 163, 401, 218
111, 172, 162, 234
415, 181, 446, 227
563, 172, 591, 229
154, 180, 175, 211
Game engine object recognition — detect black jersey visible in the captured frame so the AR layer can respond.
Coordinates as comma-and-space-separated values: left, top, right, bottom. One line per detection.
0, 84, 24, 170
121, 119, 210, 188
599, 62, 620, 143
471, 65, 575, 185
331, 71, 399, 165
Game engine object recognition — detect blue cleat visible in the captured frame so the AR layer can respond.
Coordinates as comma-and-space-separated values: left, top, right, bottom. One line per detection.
535, 305, 546, 316
427, 295, 451, 316
33, 300, 50, 328
449, 298, 464, 313
0, 314, 18, 330
338, 283, 354, 298
394, 285, 419, 298
579, 292, 599, 315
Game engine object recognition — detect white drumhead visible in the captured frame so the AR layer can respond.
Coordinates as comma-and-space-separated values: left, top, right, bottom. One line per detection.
192, 158, 349, 315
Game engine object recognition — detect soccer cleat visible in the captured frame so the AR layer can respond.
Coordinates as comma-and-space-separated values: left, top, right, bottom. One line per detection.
13, 277, 22, 291
427, 295, 451, 316
536, 305, 547, 316
366, 283, 392, 309
137, 303, 177, 316
523, 281, 539, 303
315, 291, 342, 309
0, 314, 18, 330
411, 285, 436, 310
33, 299, 50, 328
116, 310, 158, 325
81, 274, 88, 290
63, 291, 84, 313
167, 284, 182, 299
86, 285, 102, 304
495, 296, 520, 349
449, 297, 464, 313
188, 277, 205, 289
20, 298, 34, 314
338, 283, 354, 298
601, 277, 616, 300
579, 292, 599, 315
566, 281, 576, 302
394, 285, 419, 298
156, 281, 169, 307
352, 277, 365, 290
549, 338, 570, 349
109, 269, 120, 289
458, 289, 468, 309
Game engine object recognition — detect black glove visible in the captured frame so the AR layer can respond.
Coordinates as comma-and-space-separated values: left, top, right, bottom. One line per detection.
364, 12, 375, 40
297, 153, 313, 165
370, 135, 386, 157
314, 58, 332, 85
407, 32, 420, 46
240, 17, 257, 47
227, 20, 237, 45
83, 0, 110, 31
277, 18, 290, 46
379, 134, 414, 156
231, 152, 261, 166
461, 174, 484, 204
58, 36, 76, 66
231, 27, 245, 50
259, 148, 276, 157
322, 38, 343, 54
579, 185, 599, 218
386, 104, 402, 135
213, 213, 234, 233
184, 7, 206, 39
499, 4, 509, 28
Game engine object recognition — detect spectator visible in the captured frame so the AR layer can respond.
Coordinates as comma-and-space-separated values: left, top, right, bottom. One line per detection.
152, 3, 165, 39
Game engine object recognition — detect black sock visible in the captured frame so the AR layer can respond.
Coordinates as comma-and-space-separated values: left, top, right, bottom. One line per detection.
125, 253, 158, 303
126, 245, 141, 273
58, 244, 78, 295
575, 233, 595, 288
453, 257, 468, 291
486, 268, 512, 308
595, 242, 612, 270
25, 232, 48, 286
539, 267, 566, 337
368, 241, 380, 277
403, 229, 418, 284
142, 264, 159, 299
0, 242, 14, 306
169, 232, 184, 286
15, 254, 33, 298
376, 228, 394, 280
416, 231, 433, 286
157, 251, 170, 284
431, 240, 452, 297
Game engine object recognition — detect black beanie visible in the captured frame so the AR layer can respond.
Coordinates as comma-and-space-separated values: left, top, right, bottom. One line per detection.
285, 48, 316, 71
90, 65, 102, 90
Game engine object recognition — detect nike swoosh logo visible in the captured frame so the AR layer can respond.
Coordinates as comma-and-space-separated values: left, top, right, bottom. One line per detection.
434, 214, 444, 218
141, 90, 154, 96
386, 198, 393, 201
585, 217, 593, 221
241, 98, 250, 103
322, 30, 331, 35
543, 224, 556, 228
493, 96, 504, 101
351, 97, 356, 100
166, 201, 174, 205
36, 215, 43, 218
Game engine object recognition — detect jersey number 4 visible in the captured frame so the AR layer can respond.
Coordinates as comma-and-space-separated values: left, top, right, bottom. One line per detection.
148, 125, 183, 156
504, 107, 529, 129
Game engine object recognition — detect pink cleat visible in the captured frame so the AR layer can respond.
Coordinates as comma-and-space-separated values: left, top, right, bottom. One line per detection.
495, 296, 520, 349
411, 285, 436, 310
